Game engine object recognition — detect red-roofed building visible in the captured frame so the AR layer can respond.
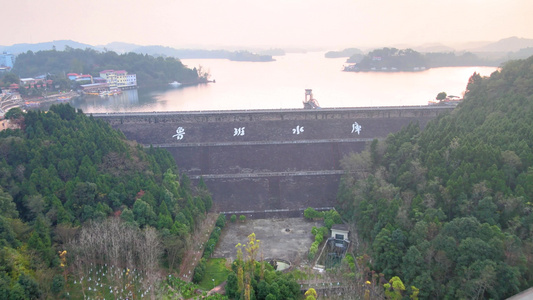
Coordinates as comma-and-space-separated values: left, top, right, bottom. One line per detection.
75, 74, 93, 83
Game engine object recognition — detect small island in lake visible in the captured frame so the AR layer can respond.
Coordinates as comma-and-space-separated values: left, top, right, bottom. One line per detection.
344, 47, 427, 72
343, 46, 510, 72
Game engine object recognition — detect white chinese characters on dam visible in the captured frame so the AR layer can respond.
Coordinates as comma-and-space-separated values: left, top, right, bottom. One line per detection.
351, 122, 362, 135
234, 127, 245, 136
173, 127, 185, 140
292, 125, 304, 135
170, 122, 363, 141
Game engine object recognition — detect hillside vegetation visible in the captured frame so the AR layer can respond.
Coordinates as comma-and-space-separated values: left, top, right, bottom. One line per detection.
344, 47, 503, 71
0, 104, 212, 298
12, 47, 207, 87
337, 56, 533, 298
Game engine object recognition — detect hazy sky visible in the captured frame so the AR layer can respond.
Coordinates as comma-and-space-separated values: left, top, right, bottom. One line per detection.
2, 0, 532, 49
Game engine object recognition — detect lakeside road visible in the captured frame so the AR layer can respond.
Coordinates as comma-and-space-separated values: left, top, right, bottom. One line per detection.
22, 91, 80, 105
40, 91, 80, 103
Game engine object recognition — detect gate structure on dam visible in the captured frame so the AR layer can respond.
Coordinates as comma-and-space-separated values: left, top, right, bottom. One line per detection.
94, 106, 453, 215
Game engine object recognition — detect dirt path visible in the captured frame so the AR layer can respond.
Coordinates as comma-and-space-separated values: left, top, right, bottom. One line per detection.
178, 213, 218, 281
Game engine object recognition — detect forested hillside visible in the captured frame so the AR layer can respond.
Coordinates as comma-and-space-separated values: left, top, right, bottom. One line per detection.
12, 47, 207, 87
337, 56, 533, 298
0, 104, 212, 298
344, 47, 502, 71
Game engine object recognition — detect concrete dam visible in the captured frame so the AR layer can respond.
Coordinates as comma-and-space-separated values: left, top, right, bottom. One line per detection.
94, 106, 453, 215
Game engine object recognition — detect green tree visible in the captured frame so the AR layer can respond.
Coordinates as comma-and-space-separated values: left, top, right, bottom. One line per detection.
216, 214, 226, 228
305, 288, 318, 299
402, 246, 423, 282
132, 199, 157, 227
372, 227, 404, 276
0, 187, 18, 219
0, 72, 20, 85
16, 272, 41, 299
120, 207, 136, 225
226, 272, 239, 299
384, 276, 405, 300
27, 216, 53, 263
51, 274, 64, 295
4, 107, 24, 120
436, 92, 447, 100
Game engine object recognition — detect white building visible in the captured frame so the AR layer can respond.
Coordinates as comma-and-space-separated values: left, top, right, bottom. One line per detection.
331, 224, 349, 241
99, 70, 137, 89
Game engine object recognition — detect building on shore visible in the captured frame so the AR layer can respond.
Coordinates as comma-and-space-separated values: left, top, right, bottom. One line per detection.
99, 70, 137, 90
80, 83, 110, 95
19, 78, 51, 89
67, 73, 94, 84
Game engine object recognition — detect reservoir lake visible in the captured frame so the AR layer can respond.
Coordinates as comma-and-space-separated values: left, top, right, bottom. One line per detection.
71, 52, 498, 113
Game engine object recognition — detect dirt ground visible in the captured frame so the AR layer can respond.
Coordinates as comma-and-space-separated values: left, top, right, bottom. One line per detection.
212, 218, 322, 264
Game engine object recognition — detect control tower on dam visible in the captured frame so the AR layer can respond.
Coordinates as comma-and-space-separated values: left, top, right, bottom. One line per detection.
94, 106, 453, 214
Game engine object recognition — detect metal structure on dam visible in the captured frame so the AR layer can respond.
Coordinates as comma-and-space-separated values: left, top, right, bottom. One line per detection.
93, 106, 454, 215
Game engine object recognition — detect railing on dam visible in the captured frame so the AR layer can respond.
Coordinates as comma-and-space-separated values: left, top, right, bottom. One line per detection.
92, 105, 454, 125
90, 105, 454, 117
218, 207, 336, 220
189, 170, 344, 180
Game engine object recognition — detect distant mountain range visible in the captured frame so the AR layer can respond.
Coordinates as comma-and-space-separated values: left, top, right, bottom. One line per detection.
470, 36, 533, 52
414, 37, 533, 53
0, 40, 277, 62
0, 40, 99, 54
1, 37, 533, 58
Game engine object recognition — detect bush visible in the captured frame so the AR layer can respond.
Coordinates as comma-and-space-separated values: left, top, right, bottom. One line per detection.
308, 242, 319, 260
239, 215, 246, 222
309, 225, 329, 261
314, 234, 323, 244
324, 209, 342, 229
343, 253, 356, 271
51, 275, 64, 294
230, 214, 237, 223
304, 207, 323, 220
311, 226, 318, 236
215, 215, 226, 228
193, 259, 207, 283
324, 218, 334, 229
320, 227, 329, 238
202, 217, 225, 259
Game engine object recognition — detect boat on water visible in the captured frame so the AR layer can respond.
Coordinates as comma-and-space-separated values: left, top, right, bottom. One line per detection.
99, 89, 122, 97
169, 81, 182, 87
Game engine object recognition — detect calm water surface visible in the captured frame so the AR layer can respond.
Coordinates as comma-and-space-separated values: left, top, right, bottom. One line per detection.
71, 52, 498, 113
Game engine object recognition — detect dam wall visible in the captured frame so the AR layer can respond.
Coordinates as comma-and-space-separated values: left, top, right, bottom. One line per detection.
94, 106, 453, 212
